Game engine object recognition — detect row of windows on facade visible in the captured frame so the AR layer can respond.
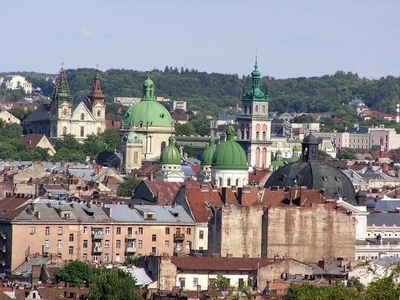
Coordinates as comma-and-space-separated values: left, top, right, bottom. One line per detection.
43, 238, 194, 250
179, 277, 249, 288
56, 126, 102, 137
30, 226, 203, 237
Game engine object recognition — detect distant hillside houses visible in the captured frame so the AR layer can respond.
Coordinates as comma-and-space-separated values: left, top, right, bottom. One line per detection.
0, 75, 32, 94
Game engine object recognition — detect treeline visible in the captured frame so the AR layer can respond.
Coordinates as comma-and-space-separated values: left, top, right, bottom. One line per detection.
15, 68, 400, 116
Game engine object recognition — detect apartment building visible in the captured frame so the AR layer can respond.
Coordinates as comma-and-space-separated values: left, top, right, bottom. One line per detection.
0, 200, 197, 274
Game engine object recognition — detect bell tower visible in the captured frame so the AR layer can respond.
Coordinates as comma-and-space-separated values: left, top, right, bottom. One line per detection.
88, 68, 106, 132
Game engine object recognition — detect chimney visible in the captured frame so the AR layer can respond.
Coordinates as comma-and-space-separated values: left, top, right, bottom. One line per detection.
237, 187, 243, 205
318, 259, 327, 271
221, 187, 227, 204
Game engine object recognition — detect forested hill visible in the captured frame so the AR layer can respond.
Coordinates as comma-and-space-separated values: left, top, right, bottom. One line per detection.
13, 68, 400, 116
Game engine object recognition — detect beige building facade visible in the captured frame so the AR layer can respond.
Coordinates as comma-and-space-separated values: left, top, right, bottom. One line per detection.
0, 201, 197, 274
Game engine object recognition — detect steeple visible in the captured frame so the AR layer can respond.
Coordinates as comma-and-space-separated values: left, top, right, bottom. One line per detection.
51, 64, 72, 104
88, 67, 105, 105
301, 134, 320, 162
242, 52, 267, 102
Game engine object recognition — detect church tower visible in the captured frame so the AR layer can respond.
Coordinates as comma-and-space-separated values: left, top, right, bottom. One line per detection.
236, 56, 273, 169
120, 130, 142, 173
87, 69, 106, 133
49, 66, 73, 138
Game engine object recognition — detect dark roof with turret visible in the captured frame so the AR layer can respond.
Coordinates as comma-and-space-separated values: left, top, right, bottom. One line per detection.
265, 134, 357, 205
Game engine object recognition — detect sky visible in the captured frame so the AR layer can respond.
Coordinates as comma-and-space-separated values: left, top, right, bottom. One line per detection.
2, 0, 399, 79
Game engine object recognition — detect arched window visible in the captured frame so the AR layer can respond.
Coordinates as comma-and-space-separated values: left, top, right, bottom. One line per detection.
236, 178, 240, 186
97, 110, 101, 117
161, 141, 166, 152
244, 105, 247, 114
227, 178, 231, 187
63, 126, 67, 135
256, 131, 260, 140
262, 131, 266, 140
218, 178, 222, 187
80, 113, 85, 121
97, 127, 101, 134
262, 105, 265, 114
249, 105, 252, 114
255, 105, 258, 113
133, 152, 138, 164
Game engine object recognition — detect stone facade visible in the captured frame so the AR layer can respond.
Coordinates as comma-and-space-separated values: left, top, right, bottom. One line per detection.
264, 205, 356, 263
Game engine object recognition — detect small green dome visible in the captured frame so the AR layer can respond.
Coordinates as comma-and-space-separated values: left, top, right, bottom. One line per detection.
276, 149, 282, 155
160, 136, 181, 165
293, 145, 300, 151
122, 77, 173, 127
251, 65, 261, 77
201, 136, 216, 165
212, 125, 247, 170
122, 131, 141, 143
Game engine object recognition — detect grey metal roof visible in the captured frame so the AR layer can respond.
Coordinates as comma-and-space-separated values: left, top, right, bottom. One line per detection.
345, 126, 369, 134
104, 204, 143, 222
181, 165, 195, 176
13, 255, 50, 276
67, 167, 109, 181
135, 205, 194, 223
368, 212, 400, 226
374, 199, 400, 213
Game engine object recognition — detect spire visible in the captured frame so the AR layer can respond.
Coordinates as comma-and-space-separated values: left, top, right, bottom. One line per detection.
51, 64, 72, 104
88, 67, 105, 105
142, 77, 155, 101
226, 125, 235, 141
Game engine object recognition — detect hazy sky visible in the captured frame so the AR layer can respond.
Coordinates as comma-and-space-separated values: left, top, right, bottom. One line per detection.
2, 0, 399, 79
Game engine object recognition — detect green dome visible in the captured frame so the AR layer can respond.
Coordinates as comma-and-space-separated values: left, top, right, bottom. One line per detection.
122, 77, 173, 127
212, 125, 247, 170
293, 145, 300, 151
276, 149, 282, 155
201, 136, 216, 165
160, 136, 181, 165
242, 60, 267, 101
122, 131, 141, 143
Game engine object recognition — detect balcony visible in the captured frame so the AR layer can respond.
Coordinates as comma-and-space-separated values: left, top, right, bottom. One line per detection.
125, 233, 136, 240
0, 233, 6, 239
174, 233, 185, 242
92, 231, 103, 240
0, 246, 5, 253
125, 244, 136, 254
92, 246, 103, 254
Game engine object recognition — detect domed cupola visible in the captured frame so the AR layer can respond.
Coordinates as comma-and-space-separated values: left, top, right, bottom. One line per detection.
122, 77, 173, 128
265, 134, 358, 205
201, 136, 216, 166
157, 136, 185, 182
122, 131, 142, 144
212, 125, 247, 170
160, 136, 181, 165
211, 125, 249, 188
242, 57, 267, 102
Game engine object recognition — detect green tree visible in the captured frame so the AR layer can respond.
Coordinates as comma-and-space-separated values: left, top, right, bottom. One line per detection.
291, 114, 318, 123
53, 260, 93, 287
84, 134, 106, 157
87, 269, 141, 300
123, 255, 145, 266
175, 122, 196, 136
117, 177, 142, 197
336, 148, 357, 160
286, 282, 361, 300
55, 134, 83, 152
99, 128, 120, 151
189, 114, 211, 136
213, 274, 230, 292
8, 107, 33, 121
0, 121, 23, 139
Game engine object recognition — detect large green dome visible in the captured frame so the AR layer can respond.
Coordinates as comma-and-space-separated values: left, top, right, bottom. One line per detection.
201, 136, 216, 165
212, 125, 247, 170
160, 136, 181, 165
122, 77, 173, 127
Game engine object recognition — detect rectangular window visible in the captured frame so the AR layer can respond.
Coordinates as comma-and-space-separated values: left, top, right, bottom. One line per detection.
199, 230, 204, 239
83, 253, 87, 261
104, 253, 109, 262
152, 234, 157, 242
199, 247, 203, 253
69, 234, 74, 242
104, 240, 110, 248
58, 227, 63, 235
187, 228, 191, 235
186, 241, 191, 249
45, 227, 50, 235
80, 126, 85, 137
116, 227, 121, 234
45, 240, 50, 248
57, 240, 62, 249
138, 240, 143, 249
193, 278, 198, 287
105, 227, 110, 234
165, 240, 170, 248
116, 240, 121, 248
83, 240, 88, 248
138, 227, 143, 235
127, 227, 132, 234
29, 227, 36, 235
68, 246, 74, 255
151, 247, 156, 254
93, 255, 98, 262
165, 227, 170, 235
83, 227, 88, 234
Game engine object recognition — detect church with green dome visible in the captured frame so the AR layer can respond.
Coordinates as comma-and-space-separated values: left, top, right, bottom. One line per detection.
119, 77, 174, 166
156, 135, 185, 182
210, 125, 249, 188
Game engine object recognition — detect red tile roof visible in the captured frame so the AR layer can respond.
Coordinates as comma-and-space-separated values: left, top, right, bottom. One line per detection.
21, 134, 45, 147
171, 256, 269, 271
